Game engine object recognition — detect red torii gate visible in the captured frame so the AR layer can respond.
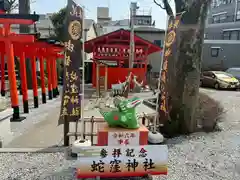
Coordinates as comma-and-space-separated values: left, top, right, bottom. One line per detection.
12, 41, 63, 113
0, 11, 39, 121
36, 43, 63, 98
0, 31, 35, 96
0, 40, 63, 114
0, 7, 63, 121
34, 43, 63, 99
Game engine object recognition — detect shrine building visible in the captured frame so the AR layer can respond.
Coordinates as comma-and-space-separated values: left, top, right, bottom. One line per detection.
84, 28, 163, 88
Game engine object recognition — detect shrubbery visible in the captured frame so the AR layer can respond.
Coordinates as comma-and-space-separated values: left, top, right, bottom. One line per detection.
146, 92, 224, 137
195, 92, 224, 132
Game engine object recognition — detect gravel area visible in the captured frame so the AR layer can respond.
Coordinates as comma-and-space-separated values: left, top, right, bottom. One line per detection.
0, 89, 240, 180
0, 152, 77, 180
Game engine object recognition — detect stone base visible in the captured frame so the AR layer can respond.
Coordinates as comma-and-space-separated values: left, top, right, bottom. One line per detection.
71, 139, 92, 154
10, 116, 26, 122
148, 131, 164, 144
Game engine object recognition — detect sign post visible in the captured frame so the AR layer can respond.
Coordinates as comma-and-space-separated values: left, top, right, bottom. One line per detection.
59, 0, 83, 146
75, 145, 168, 178
158, 13, 183, 125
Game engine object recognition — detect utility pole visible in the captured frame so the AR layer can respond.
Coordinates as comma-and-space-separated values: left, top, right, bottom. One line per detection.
19, 0, 30, 33
129, 2, 138, 68
124, 2, 138, 97
19, 0, 33, 89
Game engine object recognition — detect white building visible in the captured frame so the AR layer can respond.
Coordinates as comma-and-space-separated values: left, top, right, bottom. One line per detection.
95, 6, 164, 73
96, 4, 156, 35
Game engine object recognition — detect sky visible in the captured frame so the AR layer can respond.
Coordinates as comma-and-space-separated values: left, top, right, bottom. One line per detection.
31, 0, 175, 29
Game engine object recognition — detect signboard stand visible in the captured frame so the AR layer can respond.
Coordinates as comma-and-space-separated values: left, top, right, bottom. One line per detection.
60, 1, 168, 179
59, 0, 86, 146
63, 116, 70, 146
75, 143, 168, 178
73, 120, 168, 178
74, 121, 168, 178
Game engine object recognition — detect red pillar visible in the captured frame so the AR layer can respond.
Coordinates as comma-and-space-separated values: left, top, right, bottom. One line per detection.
51, 57, 57, 98
31, 56, 38, 108
39, 56, 46, 103
6, 41, 24, 121
53, 57, 59, 96
92, 61, 96, 87
0, 53, 5, 96
5, 22, 25, 121
19, 52, 29, 113
50, 57, 56, 98
46, 58, 52, 99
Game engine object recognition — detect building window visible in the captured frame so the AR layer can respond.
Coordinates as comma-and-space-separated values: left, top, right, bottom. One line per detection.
223, 30, 240, 40
213, 15, 219, 23
221, 0, 233, 4
211, 1, 218, 8
154, 40, 162, 47
237, 11, 240, 20
212, 0, 232, 7
219, 14, 226, 22
204, 33, 208, 39
230, 31, 239, 40
212, 13, 227, 23
211, 47, 220, 57
143, 19, 150, 25
137, 20, 143, 25
223, 31, 230, 40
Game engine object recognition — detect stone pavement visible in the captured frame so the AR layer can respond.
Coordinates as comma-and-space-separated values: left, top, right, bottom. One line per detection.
0, 97, 61, 148
4, 104, 63, 148
0, 90, 156, 148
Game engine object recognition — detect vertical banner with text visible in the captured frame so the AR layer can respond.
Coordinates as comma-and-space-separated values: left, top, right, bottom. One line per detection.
59, 0, 83, 124
158, 14, 183, 122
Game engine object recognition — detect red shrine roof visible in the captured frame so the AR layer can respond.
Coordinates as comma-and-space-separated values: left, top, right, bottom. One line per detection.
84, 28, 162, 55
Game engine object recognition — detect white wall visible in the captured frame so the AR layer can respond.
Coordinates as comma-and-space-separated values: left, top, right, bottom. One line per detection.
102, 26, 129, 35
85, 24, 97, 62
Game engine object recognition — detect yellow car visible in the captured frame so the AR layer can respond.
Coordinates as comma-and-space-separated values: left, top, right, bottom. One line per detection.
200, 71, 240, 90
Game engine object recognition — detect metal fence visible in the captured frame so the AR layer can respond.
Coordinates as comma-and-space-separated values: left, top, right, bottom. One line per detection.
65, 114, 153, 146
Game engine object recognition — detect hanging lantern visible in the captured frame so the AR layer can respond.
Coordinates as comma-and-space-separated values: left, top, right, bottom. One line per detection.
97, 47, 101, 56
110, 48, 114, 56
101, 47, 105, 56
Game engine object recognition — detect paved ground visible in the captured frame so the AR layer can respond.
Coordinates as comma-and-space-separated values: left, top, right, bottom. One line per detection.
0, 97, 61, 147
0, 89, 155, 148
4, 102, 63, 148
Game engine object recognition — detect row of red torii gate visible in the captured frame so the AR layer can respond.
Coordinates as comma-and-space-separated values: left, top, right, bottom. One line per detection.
0, 8, 63, 121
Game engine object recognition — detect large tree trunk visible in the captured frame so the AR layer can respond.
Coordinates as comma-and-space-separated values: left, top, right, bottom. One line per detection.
160, 1, 210, 136
19, 0, 33, 89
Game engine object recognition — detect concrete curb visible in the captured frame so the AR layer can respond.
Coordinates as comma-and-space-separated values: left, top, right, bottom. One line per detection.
0, 147, 67, 153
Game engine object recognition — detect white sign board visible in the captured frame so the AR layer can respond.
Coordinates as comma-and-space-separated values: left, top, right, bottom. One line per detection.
108, 131, 140, 146
75, 145, 168, 178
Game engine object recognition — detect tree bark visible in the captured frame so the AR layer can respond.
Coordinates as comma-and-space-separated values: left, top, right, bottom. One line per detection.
19, 0, 33, 89
159, 0, 210, 136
